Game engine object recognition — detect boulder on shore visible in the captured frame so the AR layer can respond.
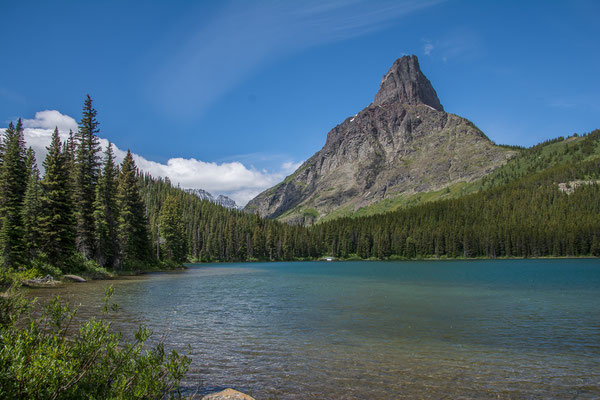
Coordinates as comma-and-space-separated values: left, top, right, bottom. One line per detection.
201, 388, 256, 400
63, 274, 87, 282
22, 275, 62, 288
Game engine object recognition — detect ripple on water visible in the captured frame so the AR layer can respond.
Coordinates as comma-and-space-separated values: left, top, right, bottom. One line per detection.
26, 260, 600, 399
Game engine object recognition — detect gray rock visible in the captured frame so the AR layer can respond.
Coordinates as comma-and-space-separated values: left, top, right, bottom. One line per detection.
22, 275, 62, 288
201, 388, 256, 400
63, 274, 87, 282
215, 194, 238, 209
244, 55, 516, 224
374, 55, 444, 111
185, 189, 239, 209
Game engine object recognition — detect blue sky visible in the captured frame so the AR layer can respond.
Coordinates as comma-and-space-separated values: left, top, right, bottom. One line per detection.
1, 0, 598, 204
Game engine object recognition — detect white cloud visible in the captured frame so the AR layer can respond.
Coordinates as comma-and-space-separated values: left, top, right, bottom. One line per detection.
152, 0, 445, 118
423, 41, 434, 55
15, 111, 79, 165
23, 110, 78, 132
281, 160, 303, 174
2, 110, 301, 206
421, 29, 483, 63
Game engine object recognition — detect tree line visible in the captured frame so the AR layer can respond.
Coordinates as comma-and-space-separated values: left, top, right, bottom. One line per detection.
139, 132, 600, 262
310, 158, 600, 259
0, 96, 166, 274
1, 97, 599, 276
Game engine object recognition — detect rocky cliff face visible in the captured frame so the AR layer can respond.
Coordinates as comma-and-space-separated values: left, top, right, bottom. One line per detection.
185, 188, 239, 209
245, 55, 515, 224
373, 55, 443, 111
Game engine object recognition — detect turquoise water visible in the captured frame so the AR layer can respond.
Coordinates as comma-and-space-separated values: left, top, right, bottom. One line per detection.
30, 259, 600, 399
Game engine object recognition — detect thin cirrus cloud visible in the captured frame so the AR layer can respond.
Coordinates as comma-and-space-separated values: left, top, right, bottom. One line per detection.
151, 0, 445, 118
3, 110, 298, 206
422, 28, 483, 62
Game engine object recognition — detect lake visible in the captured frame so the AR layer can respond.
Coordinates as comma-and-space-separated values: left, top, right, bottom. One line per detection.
28, 259, 600, 399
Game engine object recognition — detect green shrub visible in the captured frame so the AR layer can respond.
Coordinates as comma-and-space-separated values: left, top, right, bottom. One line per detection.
0, 286, 190, 399
0, 286, 33, 326
0, 267, 44, 287
30, 252, 63, 278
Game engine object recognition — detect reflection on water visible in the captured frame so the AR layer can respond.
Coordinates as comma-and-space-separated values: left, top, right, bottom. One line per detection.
28, 260, 600, 399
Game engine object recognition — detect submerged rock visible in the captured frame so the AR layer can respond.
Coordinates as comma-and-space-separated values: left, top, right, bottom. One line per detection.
201, 388, 256, 400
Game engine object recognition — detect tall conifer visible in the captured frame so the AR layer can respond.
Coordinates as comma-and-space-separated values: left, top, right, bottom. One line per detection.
74, 95, 101, 259
117, 150, 151, 267
0, 119, 27, 268
39, 128, 75, 267
22, 147, 41, 261
158, 195, 187, 262
95, 143, 119, 268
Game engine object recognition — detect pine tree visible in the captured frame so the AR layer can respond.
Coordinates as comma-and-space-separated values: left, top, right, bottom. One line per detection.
64, 129, 76, 182
74, 95, 101, 259
117, 150, 151, 268
158, 195, 187, 263
22, 147, 41, 261
0, 119, 28, 268
0, 126, 5, 165
38, 128, 75, 267
94, 143, 119, 268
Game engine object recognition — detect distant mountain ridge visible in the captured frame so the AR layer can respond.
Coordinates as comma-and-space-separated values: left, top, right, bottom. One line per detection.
245, 55, 516, 224
184, 188, 238, 209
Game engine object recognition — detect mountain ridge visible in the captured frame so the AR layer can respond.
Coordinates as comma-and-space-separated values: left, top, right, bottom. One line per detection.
245, 55, 515, 224
184, 188, 239, 209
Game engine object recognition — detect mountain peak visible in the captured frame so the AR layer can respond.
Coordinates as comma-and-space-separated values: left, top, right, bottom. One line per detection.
245, 54, 514, 224
373, 55, 444, 111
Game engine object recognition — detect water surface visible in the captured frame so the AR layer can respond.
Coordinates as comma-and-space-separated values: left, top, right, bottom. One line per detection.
29, 259, 600, 399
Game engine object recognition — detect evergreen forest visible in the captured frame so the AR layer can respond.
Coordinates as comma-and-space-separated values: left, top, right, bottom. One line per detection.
1, 97, 599, 282
0, 96, 598, 399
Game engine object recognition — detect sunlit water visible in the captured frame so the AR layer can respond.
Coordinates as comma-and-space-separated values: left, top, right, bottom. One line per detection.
28, 260, 600, 399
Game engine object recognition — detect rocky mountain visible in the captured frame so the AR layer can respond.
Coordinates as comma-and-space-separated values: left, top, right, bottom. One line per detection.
245, 55, 517, 224
185, 188, 239, 209
214, 194, 238, 209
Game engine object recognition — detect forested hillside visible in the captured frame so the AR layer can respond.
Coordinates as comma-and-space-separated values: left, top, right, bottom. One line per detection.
0, 96, 313, 277
311, 157, 600, 259
140, 174, 313, 262
0, 96, 598, 282
330, 130, 600, 219
145, 130, 600, 261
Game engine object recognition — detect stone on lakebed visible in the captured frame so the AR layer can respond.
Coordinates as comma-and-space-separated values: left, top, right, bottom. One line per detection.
201, 388, 256, 400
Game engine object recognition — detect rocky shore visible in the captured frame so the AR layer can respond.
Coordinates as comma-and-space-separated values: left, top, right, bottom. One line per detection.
21, 274, 87, 288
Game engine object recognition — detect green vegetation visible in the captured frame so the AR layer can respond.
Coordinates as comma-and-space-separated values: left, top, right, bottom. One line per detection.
0, 286, 189, 399
311, 156, 600, 259
330, 130, 600, 219
0, 96, 178, 282
0, 119, 28, 268
158, 195, 187, 263
73, 95, 102, 260
1, 95, 598, 397
2, 97, 599, 276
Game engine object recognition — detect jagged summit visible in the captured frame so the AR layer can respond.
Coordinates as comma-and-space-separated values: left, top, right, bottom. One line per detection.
185, 188, 239, 209
245, 55, 514, 224
373, 55, 443, 111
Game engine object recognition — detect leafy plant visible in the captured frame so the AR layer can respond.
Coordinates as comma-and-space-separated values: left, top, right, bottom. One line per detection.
0, 286, 190, 399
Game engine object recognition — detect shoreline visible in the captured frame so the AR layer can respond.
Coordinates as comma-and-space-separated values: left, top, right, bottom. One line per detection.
7, 255, 598, 291
188, 255, 600, 264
